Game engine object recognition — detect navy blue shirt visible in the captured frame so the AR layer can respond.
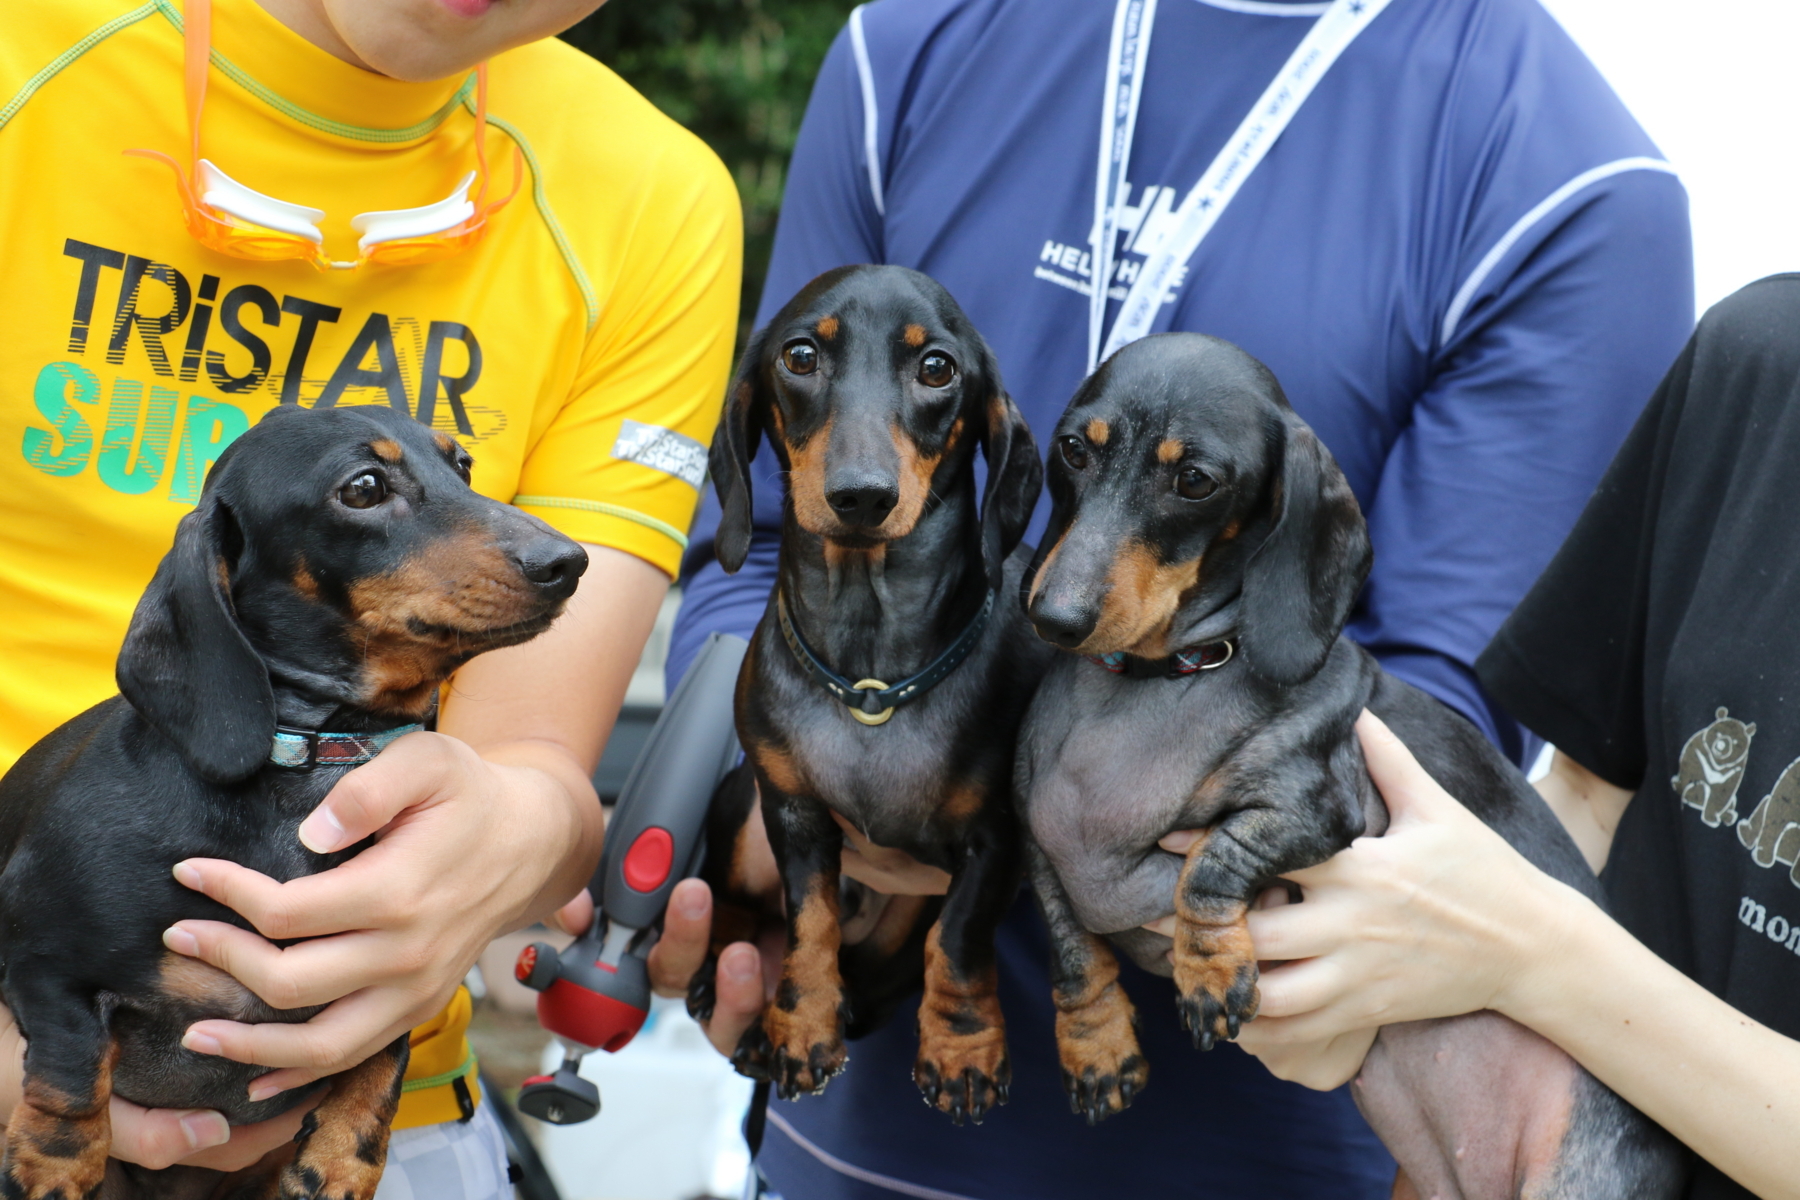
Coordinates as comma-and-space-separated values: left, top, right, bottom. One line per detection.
669, 1, 1693, 1196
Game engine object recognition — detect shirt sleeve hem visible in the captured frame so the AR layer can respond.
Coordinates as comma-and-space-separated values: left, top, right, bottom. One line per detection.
1476, 631, 1644, 791
514, 495, 686, 577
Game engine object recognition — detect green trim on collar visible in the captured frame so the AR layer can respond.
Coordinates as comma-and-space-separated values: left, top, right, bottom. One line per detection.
0, 3, 161, 135
153, 0, 476, 143
512, 495, 689, 549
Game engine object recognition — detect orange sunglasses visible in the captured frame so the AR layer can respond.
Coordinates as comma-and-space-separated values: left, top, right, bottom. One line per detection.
126, 0, 523, 271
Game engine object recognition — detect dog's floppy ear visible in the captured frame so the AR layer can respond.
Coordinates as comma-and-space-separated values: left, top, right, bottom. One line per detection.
709, 326, 774, 574
1238, 416, 1372, 686
978, 384, 1042, 594
117, 496, 275, 785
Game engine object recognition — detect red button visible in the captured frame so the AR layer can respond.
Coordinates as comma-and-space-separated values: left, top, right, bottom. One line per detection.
621, 826, 674, 893
514, 944, 538, 983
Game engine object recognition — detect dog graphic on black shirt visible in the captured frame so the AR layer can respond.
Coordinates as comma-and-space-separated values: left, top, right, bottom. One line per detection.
1672, 707, 1757, 828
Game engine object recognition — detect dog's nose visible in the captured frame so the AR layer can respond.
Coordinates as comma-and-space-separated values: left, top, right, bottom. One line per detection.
518, 538, 589, 598
1029, 599, 1098, 649
825, 479, 899, 527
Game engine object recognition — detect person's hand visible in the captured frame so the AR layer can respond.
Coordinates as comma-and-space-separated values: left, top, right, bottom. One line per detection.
1148, 712, 1586, 1089
0, 1000, 316, 1174
108, 1090, 318, 1172
162, 731, 597, 1099
1229, 711, 1589, 1086
629, 788, 950, 1058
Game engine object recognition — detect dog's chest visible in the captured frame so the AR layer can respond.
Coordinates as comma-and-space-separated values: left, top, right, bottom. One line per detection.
1020, 664, 1255, 934
781, 707, 979, 850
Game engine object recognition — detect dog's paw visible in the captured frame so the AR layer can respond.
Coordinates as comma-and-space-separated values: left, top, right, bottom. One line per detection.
272, 1098, 392, 1200
1, 1091, 110, 1200
1171, 910, 1259, 1050
914, 980, 1010, 1125
686, 953, 719, 1024
733, 1010, 847, 1099
913, 1052, 1010, 1127
1055, 984, 1148, 1124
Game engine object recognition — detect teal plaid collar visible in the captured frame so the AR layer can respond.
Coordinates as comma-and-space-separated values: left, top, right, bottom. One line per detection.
269, 724, 422, 770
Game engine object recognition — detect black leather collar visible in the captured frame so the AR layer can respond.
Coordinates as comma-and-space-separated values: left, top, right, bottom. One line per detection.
776, 587, 995, 726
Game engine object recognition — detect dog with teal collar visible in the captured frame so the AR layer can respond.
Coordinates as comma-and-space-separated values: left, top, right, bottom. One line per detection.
0, 404, 585, 1200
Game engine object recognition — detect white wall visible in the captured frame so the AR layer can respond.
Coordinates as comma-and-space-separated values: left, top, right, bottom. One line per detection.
1537, 0, 1800, 313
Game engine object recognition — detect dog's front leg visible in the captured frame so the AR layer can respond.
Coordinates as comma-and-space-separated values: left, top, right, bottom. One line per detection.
1025, 840, 1146, 1125
1172, 745, 1365, 1050
734, 775, 848, 1099
913, 805, 1017, 1125
1, 971, 115, 1200
260, 1033, 408, 1200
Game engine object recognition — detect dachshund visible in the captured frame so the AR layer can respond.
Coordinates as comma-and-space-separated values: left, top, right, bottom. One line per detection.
695, 264, 1051, 1124
0, 404, 586, 1200
1014, 333, 1683, 1195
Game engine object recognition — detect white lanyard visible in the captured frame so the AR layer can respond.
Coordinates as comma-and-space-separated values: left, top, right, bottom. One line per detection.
1087, 0, 1395, 370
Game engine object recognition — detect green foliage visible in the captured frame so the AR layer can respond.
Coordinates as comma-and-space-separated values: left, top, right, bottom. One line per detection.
561, 0, 859, 344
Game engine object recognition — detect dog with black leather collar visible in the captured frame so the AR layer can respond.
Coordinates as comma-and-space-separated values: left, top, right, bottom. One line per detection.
1014, 332, 1681, 1195
698, 265, 1051, 1123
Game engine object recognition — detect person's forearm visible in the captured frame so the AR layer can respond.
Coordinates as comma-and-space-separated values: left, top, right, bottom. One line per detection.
477, 742, 607, 927
444, 541, 667, 928
1503, 885, 1800, 1199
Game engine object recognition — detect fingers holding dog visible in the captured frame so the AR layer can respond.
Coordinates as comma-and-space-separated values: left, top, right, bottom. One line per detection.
180, 980, 453, 1102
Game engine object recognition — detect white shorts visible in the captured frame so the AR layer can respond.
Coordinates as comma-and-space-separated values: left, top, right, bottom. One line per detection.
374, 1099, 513, 1200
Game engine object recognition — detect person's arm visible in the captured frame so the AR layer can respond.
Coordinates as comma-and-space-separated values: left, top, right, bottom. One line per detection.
154, 546, 663, 1095
1349, 168, 1691, 764
1233, 713, 1800, 1200
1533, 748, 1634, 873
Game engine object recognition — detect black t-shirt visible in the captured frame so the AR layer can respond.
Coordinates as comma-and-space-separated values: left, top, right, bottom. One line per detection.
1478, 275, 1800, 1200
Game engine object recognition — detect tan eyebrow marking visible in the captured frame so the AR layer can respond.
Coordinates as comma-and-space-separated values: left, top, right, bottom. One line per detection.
903, 324, 927, 347
1157, 439, 1184, 463
1085, 419, 1110, 445
816, 315, 840, 339
370, 439, 403, 462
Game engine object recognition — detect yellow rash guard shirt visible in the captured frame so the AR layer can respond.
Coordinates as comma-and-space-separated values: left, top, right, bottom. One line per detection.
0, 0, 741, 1128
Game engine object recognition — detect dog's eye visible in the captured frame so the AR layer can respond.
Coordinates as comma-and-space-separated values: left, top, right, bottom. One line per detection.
339, 472, 388, 509
453, 457, 472, 485
1058, 436, 1089, 471
918, 352, 956, 388
1175, 467, 1218, 501
781, 340, 819, 375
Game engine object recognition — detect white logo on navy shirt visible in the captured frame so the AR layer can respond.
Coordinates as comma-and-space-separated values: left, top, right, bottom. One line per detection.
1032, 181, 1190, 303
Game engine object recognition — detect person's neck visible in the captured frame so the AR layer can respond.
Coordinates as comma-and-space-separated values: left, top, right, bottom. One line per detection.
252, 0, 379, 72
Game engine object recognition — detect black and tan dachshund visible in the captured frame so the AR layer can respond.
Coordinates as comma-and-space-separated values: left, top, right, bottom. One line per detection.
1016, 334, 1683, 1194
696, 265, 1050, 1123
0, 405, 586, 1200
